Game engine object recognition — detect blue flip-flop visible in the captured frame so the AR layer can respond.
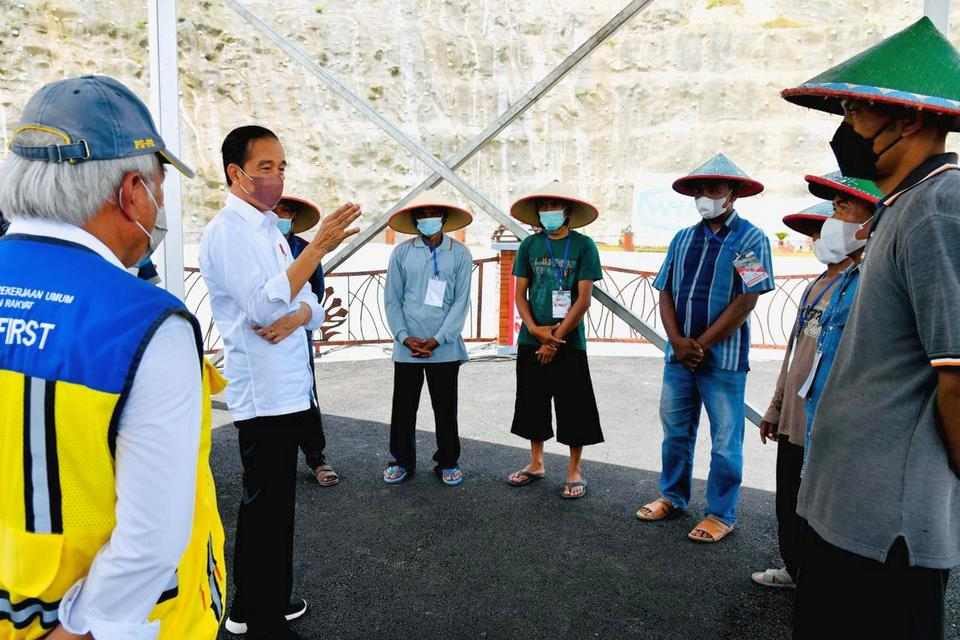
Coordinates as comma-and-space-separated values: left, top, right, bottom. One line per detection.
436, 466, 464, 487
383, 464, 409, 484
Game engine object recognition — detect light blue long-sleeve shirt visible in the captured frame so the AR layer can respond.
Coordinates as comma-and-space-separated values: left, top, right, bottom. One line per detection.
385, 235, 472, 363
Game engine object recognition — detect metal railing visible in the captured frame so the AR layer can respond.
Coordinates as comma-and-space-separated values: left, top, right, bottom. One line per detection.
184, 262, 816, 356
184, 258, 498, 355
586, 266, 817, 348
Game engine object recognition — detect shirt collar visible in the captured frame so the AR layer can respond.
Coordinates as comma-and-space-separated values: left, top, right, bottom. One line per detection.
413, 235, 449, 250
702, 210, 738, 238
6, 217, 126, 270
884, 152, 959, 204
226, 193, 276, 230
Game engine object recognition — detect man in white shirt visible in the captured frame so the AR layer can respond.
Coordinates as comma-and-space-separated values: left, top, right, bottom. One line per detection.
200, 125, 360, 640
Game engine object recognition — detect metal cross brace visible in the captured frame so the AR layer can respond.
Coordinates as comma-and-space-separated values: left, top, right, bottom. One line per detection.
224, 0, 764, 427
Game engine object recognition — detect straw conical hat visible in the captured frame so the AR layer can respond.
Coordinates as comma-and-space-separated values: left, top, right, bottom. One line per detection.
387, 191, 473, 235
672, 153, 764, 198
509, 180, 599, 229
277, 196, 321, 234
783, 201, 835, 237
782, 17, 960, 129
805, 171, 882, 205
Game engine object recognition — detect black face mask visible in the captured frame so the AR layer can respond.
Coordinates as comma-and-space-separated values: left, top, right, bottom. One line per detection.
829, 120, 902, 180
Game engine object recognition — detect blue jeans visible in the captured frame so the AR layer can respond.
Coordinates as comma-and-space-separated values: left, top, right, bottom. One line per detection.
659, 363, 746, 525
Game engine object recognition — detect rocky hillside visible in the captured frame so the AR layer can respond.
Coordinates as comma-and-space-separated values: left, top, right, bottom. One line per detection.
0, 0, 949, 245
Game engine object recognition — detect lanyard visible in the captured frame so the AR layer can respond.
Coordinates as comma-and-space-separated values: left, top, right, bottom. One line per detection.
798, 272, 841, 329
543, 233, 572, 289
427, 239, 442, 278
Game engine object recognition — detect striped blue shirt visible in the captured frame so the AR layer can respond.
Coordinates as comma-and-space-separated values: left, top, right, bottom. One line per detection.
653, 211, 774, 371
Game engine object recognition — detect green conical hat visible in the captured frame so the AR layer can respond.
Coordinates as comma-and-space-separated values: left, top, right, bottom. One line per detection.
782, 17, 960, 129
805, 171, 882, 205
783, 201, 835, 237
672, 152, 764, 198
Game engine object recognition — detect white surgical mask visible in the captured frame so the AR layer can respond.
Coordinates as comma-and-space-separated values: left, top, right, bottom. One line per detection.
695, 196, 729, 220
812, 217, 867, 265
122, 176, 167, 263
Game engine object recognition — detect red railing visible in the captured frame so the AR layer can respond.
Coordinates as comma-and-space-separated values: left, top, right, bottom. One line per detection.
185, 262, 816, 356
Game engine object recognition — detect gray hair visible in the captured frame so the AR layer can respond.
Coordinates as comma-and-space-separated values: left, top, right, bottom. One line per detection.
0, 130, 161, 226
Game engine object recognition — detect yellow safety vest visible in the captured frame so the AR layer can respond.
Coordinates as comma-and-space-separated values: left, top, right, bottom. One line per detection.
0, 234, 227, 639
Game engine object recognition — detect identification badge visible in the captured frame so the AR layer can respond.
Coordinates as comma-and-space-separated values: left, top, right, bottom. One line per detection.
797, 350, 824, 399
733, 251, 769, 288
425, 278, 447, 307
552, 290, 572, 318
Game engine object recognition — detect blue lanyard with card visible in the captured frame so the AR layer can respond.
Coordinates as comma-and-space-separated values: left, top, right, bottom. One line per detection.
797, 273, 840, 331
544, 233, 573, 318
424, 242, 446, 308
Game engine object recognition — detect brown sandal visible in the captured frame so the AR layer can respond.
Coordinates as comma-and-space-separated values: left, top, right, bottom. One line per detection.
688, 516, 734, 543
635, 498, 675, 521
314, 464, 340, 487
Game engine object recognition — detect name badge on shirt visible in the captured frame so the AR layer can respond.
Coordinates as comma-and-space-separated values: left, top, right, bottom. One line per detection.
733, 251, 769, 288
425, 278, 447, 307
552, 290, 572, 319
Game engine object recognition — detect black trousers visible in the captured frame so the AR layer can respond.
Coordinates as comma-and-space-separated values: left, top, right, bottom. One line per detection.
389, 361, 461, 471
775, 436, 804, 579
298, 415, 326, 470
794, 523, 951, 639
231, 409, 318, 635
511, 345, 604, 447
299, 330, 326, 471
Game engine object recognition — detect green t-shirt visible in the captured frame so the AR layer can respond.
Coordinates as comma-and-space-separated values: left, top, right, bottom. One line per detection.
513, 230, 603, 350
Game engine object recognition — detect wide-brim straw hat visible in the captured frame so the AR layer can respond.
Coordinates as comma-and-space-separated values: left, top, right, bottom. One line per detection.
805, 171, 882, 205
782, 18, 960, 130
277, 196, 321, 234
387, 191, 473, 235
510, 180, 599, 229
783, 201, 835, 237
672, 152, 764, 198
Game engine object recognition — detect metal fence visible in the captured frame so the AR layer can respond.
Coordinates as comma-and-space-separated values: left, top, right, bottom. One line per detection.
184, 262, 816, 356
586, 266, 817, 348
184, 258, 498, 355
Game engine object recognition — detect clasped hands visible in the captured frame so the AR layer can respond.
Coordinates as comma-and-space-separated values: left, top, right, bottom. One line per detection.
404, 337, 440, 358
673, 337, 705, 371
531, 324, 565, 365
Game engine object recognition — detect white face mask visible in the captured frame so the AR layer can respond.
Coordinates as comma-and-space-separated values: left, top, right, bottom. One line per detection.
695, 196, 730, 220
812, 217, 867, 265
120, 176, 167, 264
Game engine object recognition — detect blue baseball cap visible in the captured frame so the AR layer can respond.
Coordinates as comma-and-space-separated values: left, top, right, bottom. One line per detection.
10, 75, 194, 178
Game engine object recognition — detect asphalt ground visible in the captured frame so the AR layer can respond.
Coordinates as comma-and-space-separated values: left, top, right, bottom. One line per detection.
211, 356, 959, 639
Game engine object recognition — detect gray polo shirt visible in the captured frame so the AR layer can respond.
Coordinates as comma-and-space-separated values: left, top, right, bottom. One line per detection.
798, 155, 960, 569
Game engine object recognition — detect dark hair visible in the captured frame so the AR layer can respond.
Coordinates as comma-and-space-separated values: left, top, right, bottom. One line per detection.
221, 125, 279, 186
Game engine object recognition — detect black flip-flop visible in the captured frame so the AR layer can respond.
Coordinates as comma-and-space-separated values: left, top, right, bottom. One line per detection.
561, 480, 587, 499
507, 469, 545, 487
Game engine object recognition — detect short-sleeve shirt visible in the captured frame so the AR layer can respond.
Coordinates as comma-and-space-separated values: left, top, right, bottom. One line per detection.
652, 212, 775, 371
513, 230, 603, 351
798, 155, 960, 569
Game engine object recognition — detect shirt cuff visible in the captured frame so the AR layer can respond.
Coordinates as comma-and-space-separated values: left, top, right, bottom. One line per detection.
59, 579, 160, 640
303, 298, 325, 331
395, 329, 409, 344
264, 271, 292, 305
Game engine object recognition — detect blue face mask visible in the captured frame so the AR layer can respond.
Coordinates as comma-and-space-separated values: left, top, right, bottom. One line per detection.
416, 217, 443, 237
276, 218, 293, 235
539, 210, 566, 232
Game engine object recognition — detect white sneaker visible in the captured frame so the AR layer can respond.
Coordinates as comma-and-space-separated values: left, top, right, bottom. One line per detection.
750, 567, 796, 589
224, 599, 309, 634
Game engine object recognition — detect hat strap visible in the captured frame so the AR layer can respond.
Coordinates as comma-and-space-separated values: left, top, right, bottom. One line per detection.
12, 139, 91, 164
